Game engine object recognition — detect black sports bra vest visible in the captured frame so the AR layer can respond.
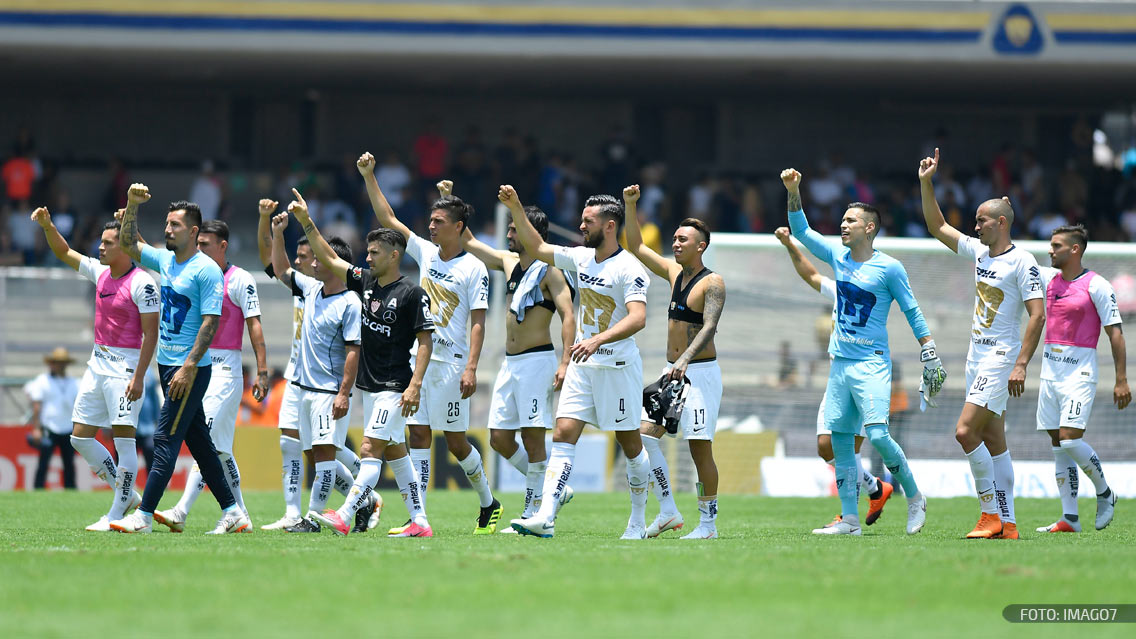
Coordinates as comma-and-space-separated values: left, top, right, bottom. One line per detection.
507, 263, 557, 313
668, 268, 713, 324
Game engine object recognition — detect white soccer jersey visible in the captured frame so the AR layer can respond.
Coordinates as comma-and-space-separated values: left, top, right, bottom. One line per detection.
78, 257, 160, 378
407, 232, 489, 365
956, 236, 1044, 362
553, 245, 649, 368
820, 276, 836, 303
284, 296, 303, 380
290, 271, 362, 393
1039, 267, 1121, 383
210, 266, 261, 379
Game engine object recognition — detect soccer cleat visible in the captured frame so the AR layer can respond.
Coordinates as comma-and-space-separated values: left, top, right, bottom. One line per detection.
822, 514, 842, 529
994, 522, 1019, 540
558, 485, 575, 510
906, 495, 927, 535
511, 516, 554, 538
153, 508, 186, 533
206, 509, 251, 534
127, 491, 143, 513
352, 494, 378, 534
240, 510, 253, 533
621, 522, 647, 540
1036, 519, 1081, 533
1096, 490, 1117, 531
965, 512, 1003, 539
646, 512, 684, 538
498, 525, 519, 534
680, 524, 719, 539
85, 516, 112, 532
312, 509, 350, 536
262, 515, 303, 531
284, 517, 321, 533
389, 522, 433, 537
388, 519, 412, 536
367, 493, 383, 531
474, 499, 503, 535
812, 520, 861, 536
865, 479, 893, 526
109, 511, 152, 534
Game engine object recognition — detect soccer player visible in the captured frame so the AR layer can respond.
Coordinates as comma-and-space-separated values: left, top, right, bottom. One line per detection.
32, 206, 158, 530
437, 179, 577, 529
781, 168, 941, 536
774, 227, 893, 528
357, 152, 502, 534
1034, 225, 1128, 533
919, 148, 1045, 540
109, 184, 249, 534
621, 185, 724, 539
267, 192, 362, 533
154, 220, 268, 532
291, 210, 436, 537
504, 184, 654, 540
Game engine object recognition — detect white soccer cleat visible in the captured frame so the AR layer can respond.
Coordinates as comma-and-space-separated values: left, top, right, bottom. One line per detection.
812, 520, 861, 536
240, 510, 254, 533
510, 515, 554, 538
906, 495, 927, 535
498, 525, 519, 534
261, 515, 303, 531
109, 511, 152, 534
1036, 519, 1081, 533
127, 491, 143, 513
646, 512, 685, 538
620, 522, 647, 540
680, 524, 718, 539
85, 516, 112, 532
153, 507, 186, 533
367, 493, 383, 531
207, 509, 251, 534
1096, 490, 1117, 531
558, 486, 574, 510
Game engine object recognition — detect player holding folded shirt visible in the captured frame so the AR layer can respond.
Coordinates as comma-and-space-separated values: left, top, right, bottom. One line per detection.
32, 206, 158, 531
357, 152, 502, 535
782, 168, 941, 537
622, 185, 725, 540
1034, 225, 1128, 533
154, 220, 267, 532
438, 179, 577, 530
268, 193, 363, 533
775, 227, 893, 528
296, 220, 436, 537
919, 148, 1045, 540
504, 184, 654, 540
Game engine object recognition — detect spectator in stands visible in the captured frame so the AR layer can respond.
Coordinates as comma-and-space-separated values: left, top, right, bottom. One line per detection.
599, 125, 634, 195
2, 151, 37, 206
966, 165, 995, 207
375, 151, 411, 215
740, 178, 765, 232
7, 199, 40, 264
806, 165, 842, 216
687, 171, 715, 220
493, 127, 522, 185
101, 157, 129, 213
25, 347, 80, 489
190, 159, 223, 221
413, 117, 448, 187
637, 162, 667, 224
1030, 208, 1070, 240
557, 154, 582, 227
777, 341, 800, 389
1058, 159, 1089, 214
0, 226, 25, 265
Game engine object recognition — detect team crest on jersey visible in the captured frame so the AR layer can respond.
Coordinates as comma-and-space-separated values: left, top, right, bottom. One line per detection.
370, 299, 381, 314
351, 267, 363, 279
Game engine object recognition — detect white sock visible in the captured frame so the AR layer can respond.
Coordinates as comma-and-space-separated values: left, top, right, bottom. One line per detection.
642, 435, 679, 516
108, 437, 138, 520
390, 455, 427, 526
410, 448, 430, 515
1060, 439, 1109, 495
990, 451, 1016, 524
965, 442, 998, 515
506, 447, 528, 474
309, 461, 336, 515
338, 457, 381, 521
337, 447, 362, 475
176, 464, 206, 516
524, 460, 547, 517
458, 447, 494, 508
218, 452, 246, 514
856, 453, 878, 495
698, 496, 718, 527
334, 461, 354, 496
280, 436, 303, 520
626, 449, 650, 527
70, 436, 116, 488
1053, 446, 1079, 519
536, 442, 575, 522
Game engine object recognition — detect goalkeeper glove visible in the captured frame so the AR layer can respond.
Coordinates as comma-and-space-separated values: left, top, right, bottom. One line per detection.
919, 340, 947, 410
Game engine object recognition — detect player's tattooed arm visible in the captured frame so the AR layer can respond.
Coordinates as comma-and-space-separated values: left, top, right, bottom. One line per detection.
1105, 324, 1130, 410
120, 183, 151, 261
287, 189, 351, 283
257, 199, 278, 267
786, 188, 802, 213
31, 207, 83, 270
671, 275, 725, 380
185, 315, 218, 368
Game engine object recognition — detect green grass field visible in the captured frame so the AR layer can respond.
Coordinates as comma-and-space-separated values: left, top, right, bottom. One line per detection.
1, 490, 1133, 638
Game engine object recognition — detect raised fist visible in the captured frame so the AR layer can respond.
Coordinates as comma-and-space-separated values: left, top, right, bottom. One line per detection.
780, 169, 802, 190
918, 148, 940, 181
437, 180, 453, 197
774, 226, 792, 245
258, 199, 278, 216
498, 185, 520, 208
31, 207, 51, 228
271, 211, 289, 232
114, 208, 125, 222
356, 152, 376, 175
623, 184, 641, 204
127, 183, 151, 205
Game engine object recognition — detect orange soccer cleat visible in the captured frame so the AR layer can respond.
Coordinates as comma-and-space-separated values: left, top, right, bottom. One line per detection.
965, 512, 1003, 539
994, 522, 1019, 540
865, 479, 894, 526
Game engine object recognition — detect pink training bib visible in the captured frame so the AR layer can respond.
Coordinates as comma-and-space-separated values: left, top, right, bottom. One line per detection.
213, 265, 245, 351
94, 266, 145, 349
1045, 270, 1101, 349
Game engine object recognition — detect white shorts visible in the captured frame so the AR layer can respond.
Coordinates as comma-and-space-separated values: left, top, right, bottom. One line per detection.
72, 369, 142, 428
1036, 378, 1096, 431
814, 390, 866, 437
279, 382, 301, 431
965, 356, 1014, 416
203, 374, 242, 454
362, 391, 408, 444
557, 360, 643, 431
408, 361, 469, 432
640, 360, 722, 441
296, 386, 350, 451
489, 350, 557, 431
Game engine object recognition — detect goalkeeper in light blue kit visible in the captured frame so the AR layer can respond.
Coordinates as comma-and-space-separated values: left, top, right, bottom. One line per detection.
781, 168, 946, 536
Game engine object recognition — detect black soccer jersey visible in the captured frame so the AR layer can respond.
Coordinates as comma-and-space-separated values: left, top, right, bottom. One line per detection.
345, 266, 434, 393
